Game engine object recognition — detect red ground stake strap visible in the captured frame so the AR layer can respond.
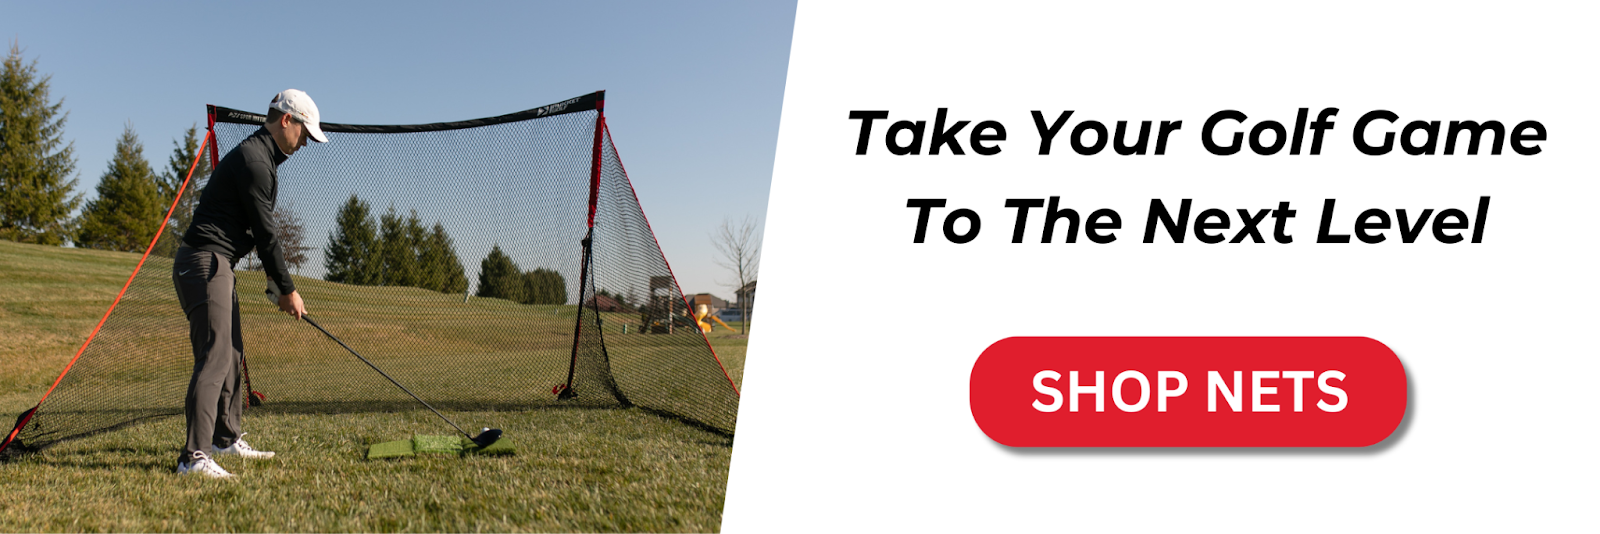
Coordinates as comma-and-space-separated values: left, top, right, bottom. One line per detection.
970, 337, 1407, 447
0, 131, 214, 456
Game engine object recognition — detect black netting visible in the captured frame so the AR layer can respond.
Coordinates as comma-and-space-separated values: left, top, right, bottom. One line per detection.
3, 94, 737, 456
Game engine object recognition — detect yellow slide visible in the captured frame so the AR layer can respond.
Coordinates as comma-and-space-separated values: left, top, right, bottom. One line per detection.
696, 304, 740, 333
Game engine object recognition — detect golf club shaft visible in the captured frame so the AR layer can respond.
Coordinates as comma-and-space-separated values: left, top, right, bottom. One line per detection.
300, 315, 474, 440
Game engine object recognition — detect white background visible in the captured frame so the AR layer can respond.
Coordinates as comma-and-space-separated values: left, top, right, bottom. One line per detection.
726, 1, 1598, 531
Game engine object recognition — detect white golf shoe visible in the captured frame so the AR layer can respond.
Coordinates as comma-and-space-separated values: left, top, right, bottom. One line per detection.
212, 433, 275, 459
177, 454, 234, 479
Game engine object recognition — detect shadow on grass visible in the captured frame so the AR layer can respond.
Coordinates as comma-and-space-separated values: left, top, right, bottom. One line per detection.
7, 403, 733, 464
16, 444, 179, 472
46, 457, 174, 473
1, 412, 175, 463
632, 406, 734, 446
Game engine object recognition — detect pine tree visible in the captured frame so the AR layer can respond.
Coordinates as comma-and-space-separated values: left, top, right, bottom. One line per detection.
376, 205, 418, 287
152, 125, 210, 257
0, 42, 81, 245
403, 209, 427, 284
415, 222, 443, 291
324, 194, 379, 284
523, 267, 567, 305
419, 222, 467, 293
476, 244, 525, 302
76, 125, 163, 252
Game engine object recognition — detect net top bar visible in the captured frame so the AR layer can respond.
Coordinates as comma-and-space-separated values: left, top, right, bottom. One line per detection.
209, 90, 604, 134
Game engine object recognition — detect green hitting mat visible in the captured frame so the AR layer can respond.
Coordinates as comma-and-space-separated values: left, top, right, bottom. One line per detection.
367, 434, 516, 460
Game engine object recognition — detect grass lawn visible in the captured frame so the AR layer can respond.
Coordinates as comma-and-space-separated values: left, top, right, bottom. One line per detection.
0, 239, 747, 532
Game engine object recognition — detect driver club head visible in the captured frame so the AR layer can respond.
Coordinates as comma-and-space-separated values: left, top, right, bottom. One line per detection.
471, 428, 503, 448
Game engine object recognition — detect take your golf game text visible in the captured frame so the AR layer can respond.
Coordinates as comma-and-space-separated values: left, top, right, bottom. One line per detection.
845, 107, 1539, 246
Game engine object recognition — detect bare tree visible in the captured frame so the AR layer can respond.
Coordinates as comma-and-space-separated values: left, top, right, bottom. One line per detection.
240, 201, 310, 274
711, 215, 761, 335
276, 201, 310, 273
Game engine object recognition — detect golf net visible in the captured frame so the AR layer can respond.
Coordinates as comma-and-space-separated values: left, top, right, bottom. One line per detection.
2, 91, 739, 457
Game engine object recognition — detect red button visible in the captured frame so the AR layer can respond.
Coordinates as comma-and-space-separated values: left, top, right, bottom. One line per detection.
970, 337, 1407, 447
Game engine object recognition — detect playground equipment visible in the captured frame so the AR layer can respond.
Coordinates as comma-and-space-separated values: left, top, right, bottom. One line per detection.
641, 276, 691, 334
696, 304, 738, 333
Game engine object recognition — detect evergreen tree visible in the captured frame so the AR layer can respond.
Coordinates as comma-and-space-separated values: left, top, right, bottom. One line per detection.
325, 197, 466, 292
523, 267, 567, 305
152, 125, 210, 257
324, 194, 379, 284
376, 205, 418, 287
419, 222, 467, 293
403, 209, 427, 284
476, 244, 525, 302
0, 43, 80, 245
76, 125, 162, 252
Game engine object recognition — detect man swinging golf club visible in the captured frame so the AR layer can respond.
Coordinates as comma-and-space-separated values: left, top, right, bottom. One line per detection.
172, 89, 327, 478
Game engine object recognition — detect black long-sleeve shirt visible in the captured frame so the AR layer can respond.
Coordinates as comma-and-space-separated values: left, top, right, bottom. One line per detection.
182, 127, 296, 295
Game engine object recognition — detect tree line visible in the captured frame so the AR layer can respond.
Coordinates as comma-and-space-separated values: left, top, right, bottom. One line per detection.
0, 43, 258, 261
323, 198, 569, 305
1, 43, 199, 251
324, 195, 468, 294
475, 244, 567, 305
1, 43, 424, 293
2, 43, 308, 268
2, 42, 567, 308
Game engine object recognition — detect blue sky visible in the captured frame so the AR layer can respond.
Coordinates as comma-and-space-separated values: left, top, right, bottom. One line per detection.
2, 1, 794, 298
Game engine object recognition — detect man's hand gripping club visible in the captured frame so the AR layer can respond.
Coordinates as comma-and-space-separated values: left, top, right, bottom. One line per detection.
265, 280, 306, 320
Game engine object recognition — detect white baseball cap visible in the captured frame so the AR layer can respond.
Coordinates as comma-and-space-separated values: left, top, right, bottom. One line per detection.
269, 89, 328, 143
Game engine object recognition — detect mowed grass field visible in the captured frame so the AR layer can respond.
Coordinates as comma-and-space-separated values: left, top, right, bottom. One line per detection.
0, 239, 748, 532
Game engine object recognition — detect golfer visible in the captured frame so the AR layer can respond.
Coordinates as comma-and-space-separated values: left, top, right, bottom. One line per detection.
171, 89, 327, 478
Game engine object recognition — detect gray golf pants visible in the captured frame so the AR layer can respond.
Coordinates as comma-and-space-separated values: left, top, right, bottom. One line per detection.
172, 247, 244, 460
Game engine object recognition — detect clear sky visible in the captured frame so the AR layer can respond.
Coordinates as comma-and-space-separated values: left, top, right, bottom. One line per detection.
1, 1, 794, 298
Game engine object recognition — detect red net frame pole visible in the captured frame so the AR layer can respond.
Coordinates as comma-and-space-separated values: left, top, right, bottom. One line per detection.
1, 131, 213, 456
206, 106, 221, 170
560, 97, 608, 397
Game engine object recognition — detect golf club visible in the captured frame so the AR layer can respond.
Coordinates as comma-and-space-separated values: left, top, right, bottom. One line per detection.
267, 285, 502, 448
